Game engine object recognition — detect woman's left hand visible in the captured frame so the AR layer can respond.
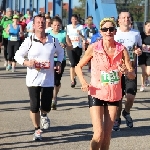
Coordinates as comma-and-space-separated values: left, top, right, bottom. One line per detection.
118, 60, 128, 74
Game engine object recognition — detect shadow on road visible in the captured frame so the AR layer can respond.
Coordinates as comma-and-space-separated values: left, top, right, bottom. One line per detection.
0, 100, 29, 105
0, 124, 150, 150
57, 96, 88, 110
0, 100, 30, 112
0, 124, 92, 149
0, 71, 26, 79
112, 125, 150, 138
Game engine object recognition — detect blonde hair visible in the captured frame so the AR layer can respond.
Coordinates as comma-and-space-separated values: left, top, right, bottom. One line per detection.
100, 18, 116, 29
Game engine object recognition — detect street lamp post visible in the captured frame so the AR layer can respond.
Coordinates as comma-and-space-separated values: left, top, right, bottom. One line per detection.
125, 0, 128, 11
144, 0, 149, 22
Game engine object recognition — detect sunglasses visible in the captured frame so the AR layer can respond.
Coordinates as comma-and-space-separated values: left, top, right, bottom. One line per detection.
101, 27, 115, 32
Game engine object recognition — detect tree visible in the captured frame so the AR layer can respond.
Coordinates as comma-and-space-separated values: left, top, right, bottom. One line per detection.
79, 0, 86, 8
62, 9, 68, 18
73, 6, 85, 18
73, 0, 86, 19
76, 0, 145, 21
116, 0, 145, 21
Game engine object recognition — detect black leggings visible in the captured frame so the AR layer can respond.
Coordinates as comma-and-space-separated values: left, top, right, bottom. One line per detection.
7, 40, 20, 61
67, 47, 82, 67
3, 38, 8, 61
28, 86, 54, 113
54, 60, 66, 87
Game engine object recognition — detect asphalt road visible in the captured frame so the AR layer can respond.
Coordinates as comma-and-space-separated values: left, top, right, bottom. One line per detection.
0, 53, 150, 150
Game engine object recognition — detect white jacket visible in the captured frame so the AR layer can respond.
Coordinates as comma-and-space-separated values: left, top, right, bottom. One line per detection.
15, 34, 64, 87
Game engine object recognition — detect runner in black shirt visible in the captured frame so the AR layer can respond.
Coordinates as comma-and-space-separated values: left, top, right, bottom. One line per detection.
138, 21, 150, 91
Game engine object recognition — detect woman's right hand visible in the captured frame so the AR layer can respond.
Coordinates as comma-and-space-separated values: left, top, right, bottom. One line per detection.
118, 60, 128, 74
126, 71, 136, 79
81, 81, 89, 92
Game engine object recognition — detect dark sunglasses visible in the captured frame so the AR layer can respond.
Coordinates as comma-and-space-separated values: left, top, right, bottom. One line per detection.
101, 27, 115, 32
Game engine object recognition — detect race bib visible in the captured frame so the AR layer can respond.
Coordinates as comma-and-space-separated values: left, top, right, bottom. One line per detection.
70, 36, 80, 43
89, 32, 93, 38
100, 70, 120, 85
35, 61, 50, 70
143, 45, 150, 53
10, 35, 18, 41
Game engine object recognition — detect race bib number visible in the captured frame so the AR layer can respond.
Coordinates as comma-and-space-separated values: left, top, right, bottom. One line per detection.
35, 61, 50, 70
10, 35, 17, 41
143, 45, 150, 53
89, 32, 93, 38
100, 70, 120, 85
70, 36, 80, 43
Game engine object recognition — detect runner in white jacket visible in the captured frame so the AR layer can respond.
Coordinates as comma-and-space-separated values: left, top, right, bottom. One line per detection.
15, 14, 64, 141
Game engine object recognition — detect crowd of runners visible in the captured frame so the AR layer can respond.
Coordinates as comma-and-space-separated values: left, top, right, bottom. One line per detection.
0, 7, 150, 150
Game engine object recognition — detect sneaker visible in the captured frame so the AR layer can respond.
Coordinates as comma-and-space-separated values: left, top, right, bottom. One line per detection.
122, 110, 133, 128
51, 100, 57, 110
71, 78, 77, 88
145, 79, 150, 86
41, 116, 50, 129
12, 67, 16, 72
74, 77, 77, 85
6, 65, 12, 71
112, 118, 121, 131
71, 81, 75, 88
33, 129, 42, 141
140, 85, 145, 92
4, 61, 8, 67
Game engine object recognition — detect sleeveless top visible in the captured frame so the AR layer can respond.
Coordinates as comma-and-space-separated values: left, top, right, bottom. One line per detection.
8, 24, 20, 41
89, 40, 124, 102
84, 26, 98, 43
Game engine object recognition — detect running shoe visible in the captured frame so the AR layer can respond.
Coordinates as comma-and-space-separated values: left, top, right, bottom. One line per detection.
71, 82, 75, 88
112, 118, 121, 131
140, 85, 145, 92
71, 78, 77, 88
11, 67, 16, 72
122, 109, 133, 128
41, 116, 50, 129
145, 79, 150, 86
33, 129, 42, 141
6, 65, 12, 71
51, 100, 57, 110
74, 77, 77, 85
4, 61, 8, 67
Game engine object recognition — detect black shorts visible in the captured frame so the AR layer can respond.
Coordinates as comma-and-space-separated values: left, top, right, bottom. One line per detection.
88, 95, 119, 107
138, 52, 150, 66
7, 40, 20, 61
122, 75, 137, 96
28, 86, 54, 113
67, 46, 82, 67
54, 60, 66, 86
0, 34, 2, 43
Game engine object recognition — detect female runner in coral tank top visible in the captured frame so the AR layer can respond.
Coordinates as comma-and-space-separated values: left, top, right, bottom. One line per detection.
75, 18, 136, 150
